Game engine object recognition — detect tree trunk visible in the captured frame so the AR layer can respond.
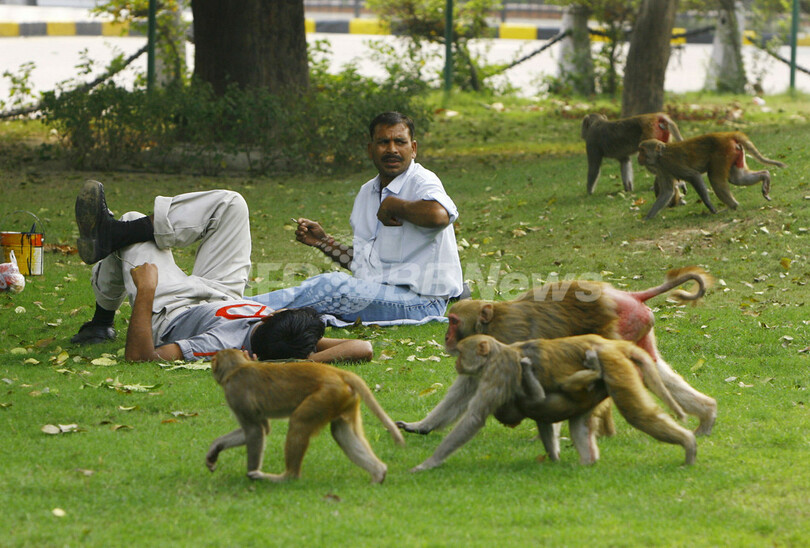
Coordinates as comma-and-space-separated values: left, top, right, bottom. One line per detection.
621, 0, 679, 116
705, 0, 747, 93
557, 4, 594, 95
191, 0, 309, 95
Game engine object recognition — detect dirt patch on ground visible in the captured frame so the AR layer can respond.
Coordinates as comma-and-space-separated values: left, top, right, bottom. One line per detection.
632, 219, 742, 255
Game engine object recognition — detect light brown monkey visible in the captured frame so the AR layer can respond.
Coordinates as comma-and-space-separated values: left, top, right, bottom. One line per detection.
408, 334, 695, 471
581, 112, 684, 195
206, 349, 405, 483
398, 267, 716, 452
638, 131, 787, 220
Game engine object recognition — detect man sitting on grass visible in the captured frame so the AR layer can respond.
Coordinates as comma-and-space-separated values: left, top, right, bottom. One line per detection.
70, 180, 371, 363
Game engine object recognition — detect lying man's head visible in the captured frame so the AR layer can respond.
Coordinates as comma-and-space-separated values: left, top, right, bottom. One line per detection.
250, 307, 326, 361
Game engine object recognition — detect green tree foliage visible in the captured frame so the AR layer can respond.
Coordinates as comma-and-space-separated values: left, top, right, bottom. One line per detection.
365, 0, 501, 91
38, 42, 431, 174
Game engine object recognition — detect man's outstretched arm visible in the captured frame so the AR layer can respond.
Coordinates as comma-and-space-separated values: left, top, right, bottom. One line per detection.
125, 263, 183, 362
293, 218, 353, 269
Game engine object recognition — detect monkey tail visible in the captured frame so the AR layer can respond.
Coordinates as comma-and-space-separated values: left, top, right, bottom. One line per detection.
628, 346, 687, 421
737, 134, 787, 168
629, 266, 713, 303
347, 375, 406, 447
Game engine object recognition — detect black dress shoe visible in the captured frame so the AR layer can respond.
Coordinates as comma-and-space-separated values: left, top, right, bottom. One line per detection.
70, 321, 117, 345
75, 180, 116, 265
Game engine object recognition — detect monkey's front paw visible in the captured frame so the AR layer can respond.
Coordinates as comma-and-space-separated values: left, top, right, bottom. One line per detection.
205, 453, 219, 472
395, 421, 431, 435
410, 459, 440, 473
370, 466, 387, 484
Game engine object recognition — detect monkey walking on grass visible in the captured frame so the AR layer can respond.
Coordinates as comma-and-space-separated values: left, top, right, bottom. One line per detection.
206, 349, 405, 483
581, 112, 684, 197
404, 334, 696, 472
638, 131, 787, 220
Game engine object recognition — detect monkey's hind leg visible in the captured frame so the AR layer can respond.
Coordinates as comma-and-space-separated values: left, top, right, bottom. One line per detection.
607, 381, 697, 465
331, 407, 388, 484
261, 398, 335, 483
619, 157, 633, 192
639, 333, 717, 436
728, 165, 772, 201
569, 412, 600, 465
590, 399, 616, 438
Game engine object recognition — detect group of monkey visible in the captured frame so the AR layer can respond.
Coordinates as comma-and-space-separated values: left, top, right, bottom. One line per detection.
204, 110, 776, 483
206, 267, 719, 483
580, 112, 786, 220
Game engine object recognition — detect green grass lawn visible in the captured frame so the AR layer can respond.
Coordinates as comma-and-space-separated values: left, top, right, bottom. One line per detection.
1, 92, 809, 546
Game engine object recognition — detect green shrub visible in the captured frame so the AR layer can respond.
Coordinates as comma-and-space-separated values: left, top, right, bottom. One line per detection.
38, 68, 432, 174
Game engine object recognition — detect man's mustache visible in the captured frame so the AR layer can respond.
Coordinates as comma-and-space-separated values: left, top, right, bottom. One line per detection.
382, 155, 402, 162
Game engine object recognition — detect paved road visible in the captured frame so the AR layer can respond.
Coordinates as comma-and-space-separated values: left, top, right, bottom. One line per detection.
1, 33, 809, 105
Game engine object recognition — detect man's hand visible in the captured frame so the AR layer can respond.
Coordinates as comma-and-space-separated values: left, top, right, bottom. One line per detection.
377, 197, 404, 226
131, 263, 158, 291
293, 218, 328, 247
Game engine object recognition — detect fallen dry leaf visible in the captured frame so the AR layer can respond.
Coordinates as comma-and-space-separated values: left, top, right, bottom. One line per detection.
45, 243, 78, 255
419, 382, 443, 397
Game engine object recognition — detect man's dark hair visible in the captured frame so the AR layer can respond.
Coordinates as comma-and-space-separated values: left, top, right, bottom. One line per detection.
250, 307, 326, 361
369, 111, 415, 140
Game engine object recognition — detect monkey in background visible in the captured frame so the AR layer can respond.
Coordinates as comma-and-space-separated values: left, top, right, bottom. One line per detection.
206, 349, 404, 483
581, 112, 684, 198
406, 334, 695, 472
638, 131, 787, 220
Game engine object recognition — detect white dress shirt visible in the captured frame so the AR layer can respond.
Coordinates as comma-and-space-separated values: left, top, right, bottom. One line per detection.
349, 161, 464, 298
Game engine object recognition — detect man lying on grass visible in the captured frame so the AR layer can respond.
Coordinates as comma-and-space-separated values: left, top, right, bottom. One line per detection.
70, 180, 372, 364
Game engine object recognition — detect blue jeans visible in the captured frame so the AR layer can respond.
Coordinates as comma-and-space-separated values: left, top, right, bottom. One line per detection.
246, 272, 448, 322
